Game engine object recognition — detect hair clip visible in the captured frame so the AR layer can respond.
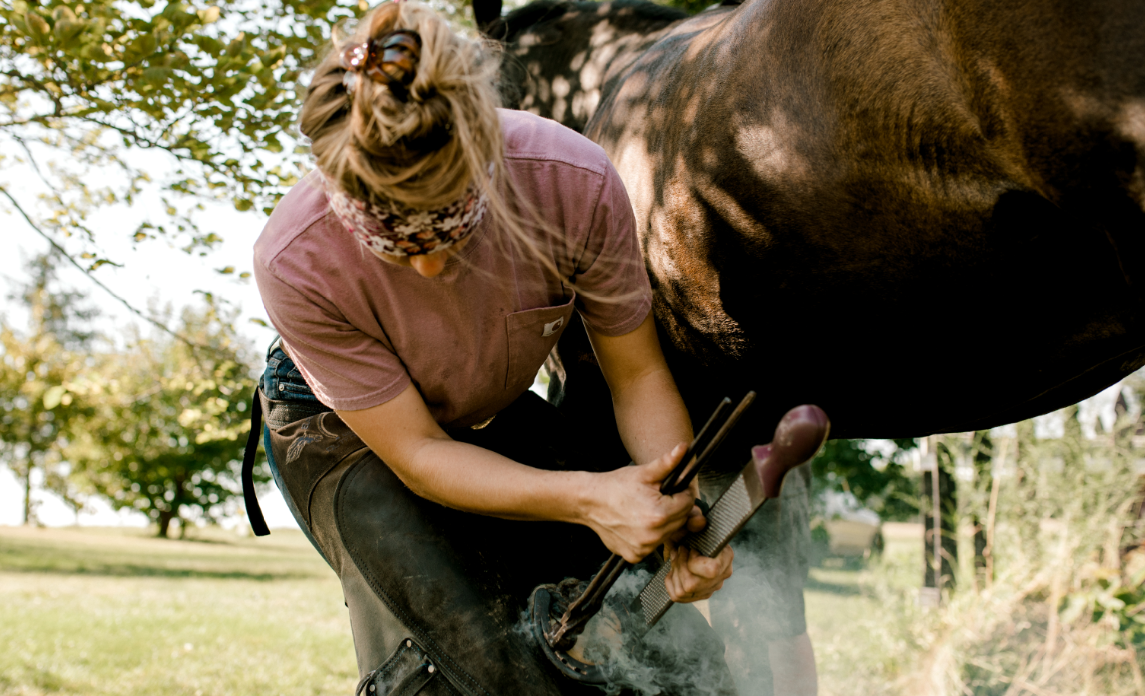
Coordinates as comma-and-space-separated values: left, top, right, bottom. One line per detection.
339, 30, 422, 99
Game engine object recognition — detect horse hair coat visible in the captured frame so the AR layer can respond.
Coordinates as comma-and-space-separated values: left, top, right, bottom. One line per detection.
492, 0, 1145, 440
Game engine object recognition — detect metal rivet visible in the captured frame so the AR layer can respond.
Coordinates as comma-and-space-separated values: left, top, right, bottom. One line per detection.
406, 639, 412, 648
278, 384, 285, 391
368, 685, 375, 693
427, 664, 435, 674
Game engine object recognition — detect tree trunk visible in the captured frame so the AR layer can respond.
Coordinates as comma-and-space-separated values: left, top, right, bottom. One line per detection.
20, 460, 34, 526
922, 438, 958, 596
156, 509, 174, 538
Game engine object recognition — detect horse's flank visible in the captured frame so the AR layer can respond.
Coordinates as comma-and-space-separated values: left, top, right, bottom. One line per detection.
503, 0, 1145, 438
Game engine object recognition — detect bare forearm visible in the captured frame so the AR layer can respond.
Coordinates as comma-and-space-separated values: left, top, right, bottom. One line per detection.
611, 364, 692, 466
586, 314, 692, 466
338, 381, 698, 563
769, 633, 818, 696
358, 430, 594, 523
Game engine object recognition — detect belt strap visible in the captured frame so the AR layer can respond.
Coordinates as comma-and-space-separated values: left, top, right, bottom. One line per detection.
242, 386, 270, 537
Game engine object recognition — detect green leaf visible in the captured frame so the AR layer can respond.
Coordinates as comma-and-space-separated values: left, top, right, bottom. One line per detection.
124, 33, 159, 62
24, 12, 51, 45
264, 45, 286, 67
192, 34, 223, 56
224, 33, 245, 57
52, 6, 77, 23
141, 66, 174, 86
43, 385, 66, 410
89, 258, 123, 271
54, 18, 86, 45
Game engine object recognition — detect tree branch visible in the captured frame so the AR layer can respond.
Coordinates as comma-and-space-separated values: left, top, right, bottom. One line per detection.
10, 133, 48, 182
0, 69, 64, 117
0, 185, 213, 354
0, 114, 58, 129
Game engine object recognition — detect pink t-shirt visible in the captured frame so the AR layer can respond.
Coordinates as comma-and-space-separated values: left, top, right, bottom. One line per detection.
253, 110, 651, 427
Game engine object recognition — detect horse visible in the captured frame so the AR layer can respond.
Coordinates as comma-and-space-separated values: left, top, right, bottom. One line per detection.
490, 0, 1145, 442
490, 0, 690, 133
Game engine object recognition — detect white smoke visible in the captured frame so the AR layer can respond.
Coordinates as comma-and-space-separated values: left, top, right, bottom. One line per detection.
571, 566, 738, 696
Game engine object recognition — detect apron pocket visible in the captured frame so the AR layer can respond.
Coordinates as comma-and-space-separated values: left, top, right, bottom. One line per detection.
357, 638, 461, 696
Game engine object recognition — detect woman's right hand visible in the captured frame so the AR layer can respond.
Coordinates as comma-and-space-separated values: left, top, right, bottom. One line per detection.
578, 442, 697, 563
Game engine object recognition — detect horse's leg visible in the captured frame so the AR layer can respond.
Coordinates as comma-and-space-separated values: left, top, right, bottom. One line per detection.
708, 463, 815, 696
546, 312, 631, 471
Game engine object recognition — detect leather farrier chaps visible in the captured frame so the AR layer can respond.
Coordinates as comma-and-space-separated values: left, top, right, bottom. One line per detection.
246, 348, 736, 696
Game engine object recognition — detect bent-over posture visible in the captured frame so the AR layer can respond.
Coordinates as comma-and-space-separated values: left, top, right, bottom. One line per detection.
252, 2, 736, 693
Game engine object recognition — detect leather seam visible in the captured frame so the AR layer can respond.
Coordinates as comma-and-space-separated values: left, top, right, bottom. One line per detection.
304, 444, 363, 527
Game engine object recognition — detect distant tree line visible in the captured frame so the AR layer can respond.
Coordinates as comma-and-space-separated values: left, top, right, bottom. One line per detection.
0, 252, 267, 537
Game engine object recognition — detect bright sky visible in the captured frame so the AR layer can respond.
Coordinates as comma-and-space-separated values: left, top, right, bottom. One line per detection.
0, 151, 301, 530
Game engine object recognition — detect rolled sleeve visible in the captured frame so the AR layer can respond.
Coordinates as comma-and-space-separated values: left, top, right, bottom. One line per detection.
571, 165, 653, 337
253, 255, 411, 412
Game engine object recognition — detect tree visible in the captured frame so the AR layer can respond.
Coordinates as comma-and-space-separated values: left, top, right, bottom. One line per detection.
0, 251, 98, 525
0, 0, 473, 267
811, 438, 919, 521
66, 300, 267, 537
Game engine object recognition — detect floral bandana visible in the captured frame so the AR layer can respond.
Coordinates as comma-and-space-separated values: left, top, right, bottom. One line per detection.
326, 181, 489, 257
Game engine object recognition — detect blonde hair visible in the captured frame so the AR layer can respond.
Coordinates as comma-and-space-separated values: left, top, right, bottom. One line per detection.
301, 1, 501, 211
300, 1, 637, 301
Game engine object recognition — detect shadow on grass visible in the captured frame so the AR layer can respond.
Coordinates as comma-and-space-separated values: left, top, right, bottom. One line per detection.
0, 542, 319, 581
0, 561, 314, 581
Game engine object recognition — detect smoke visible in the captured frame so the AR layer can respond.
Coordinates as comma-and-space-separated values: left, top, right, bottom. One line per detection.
707, 545, 783, 692
708, 463, 813, 694
521, 465, 814, 695
569, 566, 738, 696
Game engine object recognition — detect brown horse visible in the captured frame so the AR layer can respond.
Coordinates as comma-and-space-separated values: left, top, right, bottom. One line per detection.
491, 0, 690, 133
493, 0, 1145, 441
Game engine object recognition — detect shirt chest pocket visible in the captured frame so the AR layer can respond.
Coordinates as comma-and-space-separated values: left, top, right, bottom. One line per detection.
504, 293, 577, 391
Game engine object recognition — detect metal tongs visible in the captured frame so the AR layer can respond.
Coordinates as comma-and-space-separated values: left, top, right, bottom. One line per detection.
542, 391, 757, 652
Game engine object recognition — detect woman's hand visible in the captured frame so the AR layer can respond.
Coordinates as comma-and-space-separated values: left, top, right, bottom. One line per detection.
580, 442, 697, 563
663, 514, 735, 603
578, 440, 735, 600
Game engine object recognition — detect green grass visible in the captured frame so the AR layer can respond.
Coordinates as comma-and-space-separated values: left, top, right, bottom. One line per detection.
807, 523, 927, 696
0, 526, 357, 696
0, 522, 932, 695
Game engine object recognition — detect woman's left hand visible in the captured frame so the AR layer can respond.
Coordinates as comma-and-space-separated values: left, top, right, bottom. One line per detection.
662, 507, 734, 602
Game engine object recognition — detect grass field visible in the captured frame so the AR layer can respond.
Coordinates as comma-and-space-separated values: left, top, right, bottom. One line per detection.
0, 526, 358, 696
807, 523, 926, 696
0, 524, 924, 696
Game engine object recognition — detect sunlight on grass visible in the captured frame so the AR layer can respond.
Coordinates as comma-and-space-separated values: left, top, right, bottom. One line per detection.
808, 524, 927, 696
0, 526, 357, 696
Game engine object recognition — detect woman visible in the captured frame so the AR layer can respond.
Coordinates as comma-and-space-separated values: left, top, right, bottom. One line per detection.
251, 2, 735, 693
